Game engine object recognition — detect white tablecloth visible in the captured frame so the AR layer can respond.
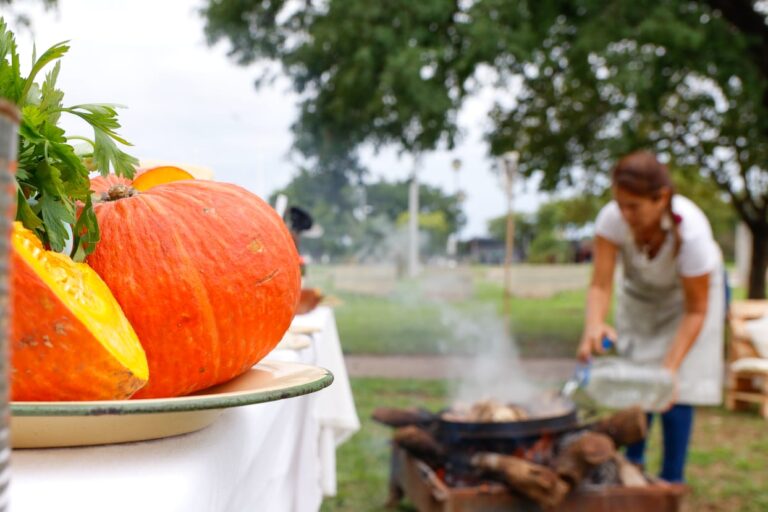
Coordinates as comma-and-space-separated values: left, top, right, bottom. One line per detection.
286, 306, 361, 496
9, 306, 359, 512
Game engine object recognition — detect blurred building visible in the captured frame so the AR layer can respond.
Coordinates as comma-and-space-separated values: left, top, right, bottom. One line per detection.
462, 237, 514, 264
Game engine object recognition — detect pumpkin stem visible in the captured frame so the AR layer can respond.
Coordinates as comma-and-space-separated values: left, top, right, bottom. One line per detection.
103, 184, 139, 201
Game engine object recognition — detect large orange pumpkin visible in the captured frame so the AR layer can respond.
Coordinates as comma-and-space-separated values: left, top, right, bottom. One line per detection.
87, 181, 301, 398
11, 223, 148, 401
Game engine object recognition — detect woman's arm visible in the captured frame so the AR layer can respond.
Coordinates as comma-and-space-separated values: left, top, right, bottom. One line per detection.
663, 273, 709, 372
578, 236, 619, 362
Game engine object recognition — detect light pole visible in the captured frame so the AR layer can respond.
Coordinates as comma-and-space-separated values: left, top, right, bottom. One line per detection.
408, 156, 421, 277
501, 151, 519, 299
452, 157, 462, 194
447, 158, 463, 261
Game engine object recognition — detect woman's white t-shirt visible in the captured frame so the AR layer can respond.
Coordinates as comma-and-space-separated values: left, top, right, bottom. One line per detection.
594, 195, 720, 277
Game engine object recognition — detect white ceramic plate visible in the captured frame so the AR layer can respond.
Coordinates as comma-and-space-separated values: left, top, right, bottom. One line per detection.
11, 360, 333, 449
289, 324, 322, 335
276, 333, 313, 351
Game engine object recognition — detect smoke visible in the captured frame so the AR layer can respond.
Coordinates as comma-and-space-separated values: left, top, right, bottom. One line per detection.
418, 269, 541, 407
442, 304, 540, 406
353, 216, 434, 271
323, 257, 553, 410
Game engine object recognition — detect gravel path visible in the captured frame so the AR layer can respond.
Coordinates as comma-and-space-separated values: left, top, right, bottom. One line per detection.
344, 355, 574, 384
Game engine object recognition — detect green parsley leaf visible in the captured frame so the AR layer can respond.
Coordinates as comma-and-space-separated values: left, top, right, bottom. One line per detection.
71, 194, 99, 260
38, 194, 75, 252
20, 39, 68, 103
35, 159, 65, 197
0, 19, 23, 102
1, 17, 138, 260
15, 187, 42, 230
62, 103, 138, 178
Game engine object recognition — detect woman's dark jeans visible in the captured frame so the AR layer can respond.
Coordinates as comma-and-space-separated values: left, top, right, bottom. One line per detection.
625, 404, 694, 483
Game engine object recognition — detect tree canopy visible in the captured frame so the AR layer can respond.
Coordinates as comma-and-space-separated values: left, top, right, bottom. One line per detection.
487, 175, 735, 263
203, 0, 768, 296
270, 173, 464, 260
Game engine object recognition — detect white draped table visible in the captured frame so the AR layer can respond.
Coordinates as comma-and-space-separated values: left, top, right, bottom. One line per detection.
8, 306, 359, 512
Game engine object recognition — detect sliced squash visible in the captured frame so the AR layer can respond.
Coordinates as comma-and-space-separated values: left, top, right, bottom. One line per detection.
11, 223, 148, 401
131, 166, 195, 191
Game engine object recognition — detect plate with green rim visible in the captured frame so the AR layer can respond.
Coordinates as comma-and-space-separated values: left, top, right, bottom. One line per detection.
10, 360, 334, 449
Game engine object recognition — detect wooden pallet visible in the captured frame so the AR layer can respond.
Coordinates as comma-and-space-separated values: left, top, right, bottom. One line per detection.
725, 371, 768, 418
725, 300, 768, 419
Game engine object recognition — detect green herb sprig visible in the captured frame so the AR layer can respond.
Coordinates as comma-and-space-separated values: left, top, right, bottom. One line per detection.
0, 18, 138, 260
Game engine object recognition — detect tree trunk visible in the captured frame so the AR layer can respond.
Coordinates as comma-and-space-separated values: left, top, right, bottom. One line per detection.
748, 223, 768, 299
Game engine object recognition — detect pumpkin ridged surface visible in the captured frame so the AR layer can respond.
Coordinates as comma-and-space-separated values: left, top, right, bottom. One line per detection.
88, 181, 301, 398
11, 224, 148, 401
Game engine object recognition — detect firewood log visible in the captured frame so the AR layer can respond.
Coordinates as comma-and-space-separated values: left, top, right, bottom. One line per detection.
615, 453, 648, 487
393, 426, 445, 461
582, 457, 621, 487
591, 406, 647, 447
372, 407, 434, 427
471, 452, 570, 508
554, 432, 616, 487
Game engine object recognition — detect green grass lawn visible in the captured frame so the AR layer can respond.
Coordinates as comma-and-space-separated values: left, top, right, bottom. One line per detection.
331, 281, 588, 358
474, 281, 588, 357
333, 293, 454, 355
322, 378, 768, 512
321, 265, 739, 358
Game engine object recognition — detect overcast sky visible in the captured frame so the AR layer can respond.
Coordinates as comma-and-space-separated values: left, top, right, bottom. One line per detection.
8, 0, 549, 237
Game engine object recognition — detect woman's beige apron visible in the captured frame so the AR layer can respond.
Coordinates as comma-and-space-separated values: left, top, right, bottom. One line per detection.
615, 231, 724, 405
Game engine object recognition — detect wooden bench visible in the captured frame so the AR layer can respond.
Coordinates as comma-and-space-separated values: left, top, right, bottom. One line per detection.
725, 300, 768, 419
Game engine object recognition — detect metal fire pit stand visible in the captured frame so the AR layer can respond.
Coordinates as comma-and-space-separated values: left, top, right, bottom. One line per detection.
389, 446, 689, 512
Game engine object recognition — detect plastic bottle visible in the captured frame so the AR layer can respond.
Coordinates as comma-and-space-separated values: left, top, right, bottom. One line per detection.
561, 336, 615, 400
582, 357, 676, 412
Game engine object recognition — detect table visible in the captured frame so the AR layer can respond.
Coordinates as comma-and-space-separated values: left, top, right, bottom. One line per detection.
8, 306, 359, 512
285, 306, 361, 496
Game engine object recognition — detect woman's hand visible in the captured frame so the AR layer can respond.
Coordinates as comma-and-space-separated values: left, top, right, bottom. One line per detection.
659, 368, 679, 413
577, 323, 617, 362
579, 236, 618, 363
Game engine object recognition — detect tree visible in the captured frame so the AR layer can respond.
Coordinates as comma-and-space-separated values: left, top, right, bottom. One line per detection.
270, 172, 464, 260
488, 212, 538, 260
366, 179, 465, 235
203, 0, 768, 297
484, 1, 765, 293
268, 167, 363, 259
1, 0, 57, 30
489, 184, 733, 263
488, 196, 601, 262
673, 166, 738, 259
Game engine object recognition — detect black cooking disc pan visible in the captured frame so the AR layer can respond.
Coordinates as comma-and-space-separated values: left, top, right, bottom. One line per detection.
436, 398, 580, 446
